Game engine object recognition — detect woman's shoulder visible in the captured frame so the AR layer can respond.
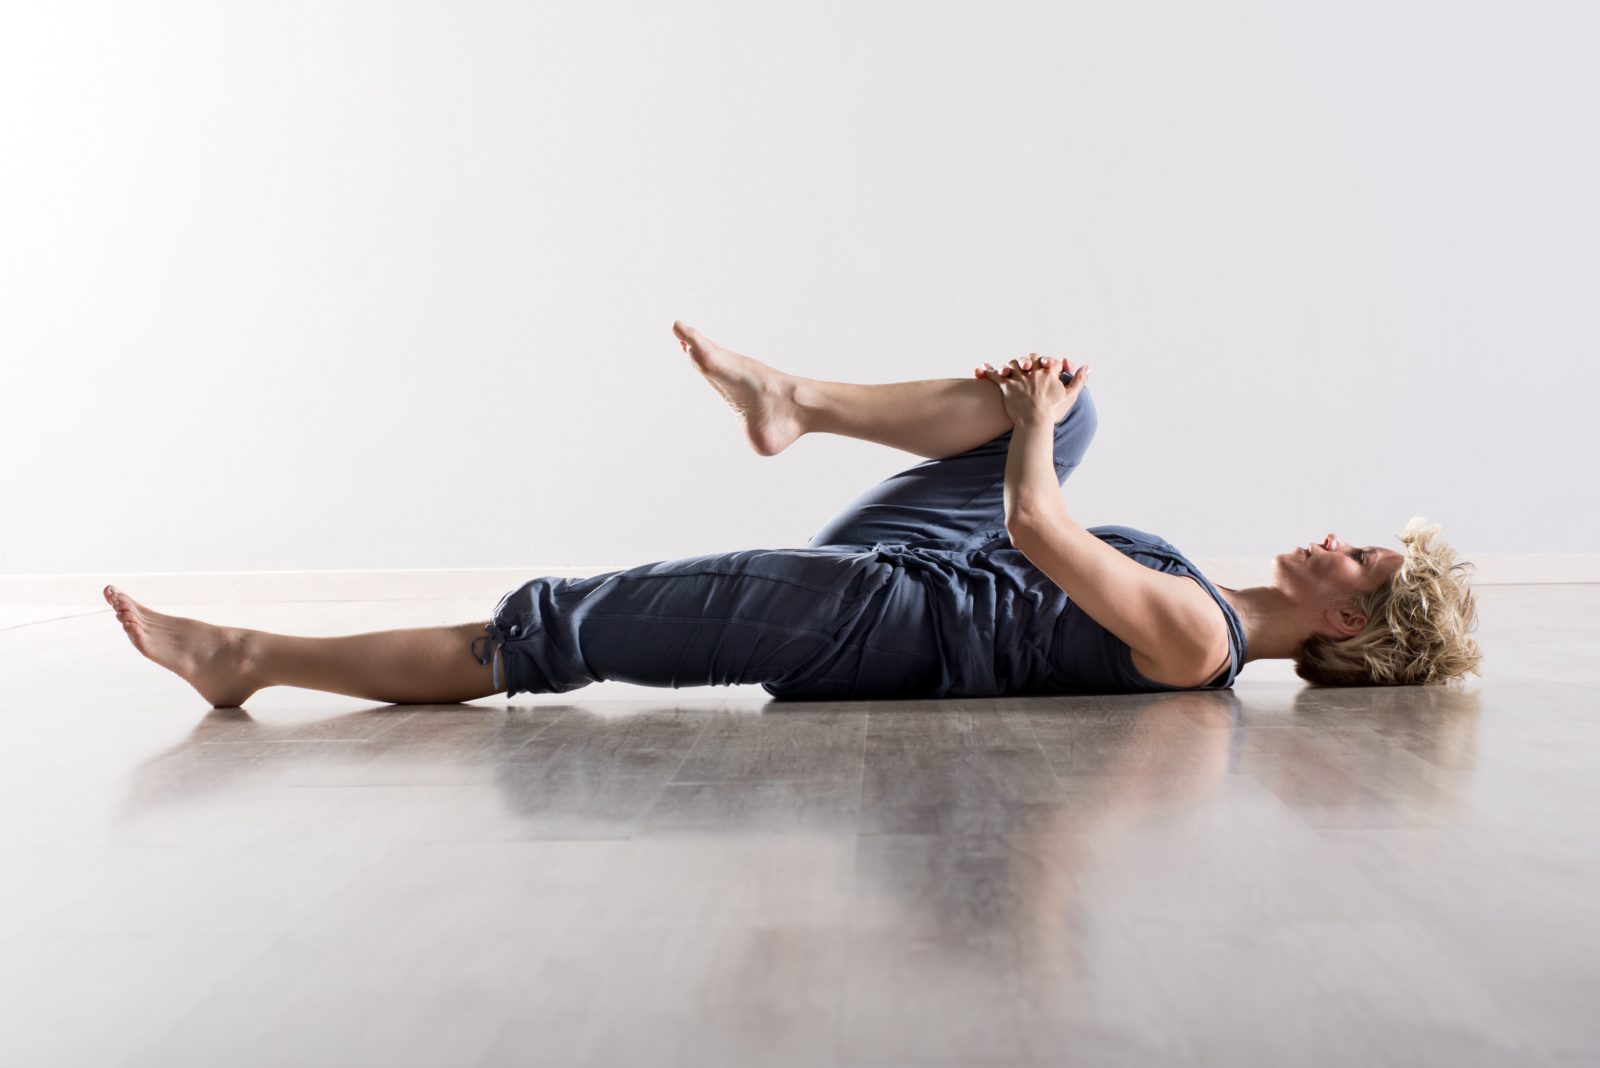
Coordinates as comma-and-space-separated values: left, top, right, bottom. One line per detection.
1088, 525, 1244, 688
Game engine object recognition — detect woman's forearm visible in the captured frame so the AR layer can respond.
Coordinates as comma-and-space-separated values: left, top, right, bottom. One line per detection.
1002, 417, 1069, 533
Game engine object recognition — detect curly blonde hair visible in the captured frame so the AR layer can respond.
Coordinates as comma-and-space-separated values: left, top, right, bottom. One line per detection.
1294, 516, 1483, 687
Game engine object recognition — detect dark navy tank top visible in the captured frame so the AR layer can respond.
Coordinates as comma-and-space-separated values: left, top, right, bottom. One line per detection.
829, 524, 1248, 697
1044, 525, 1248, 694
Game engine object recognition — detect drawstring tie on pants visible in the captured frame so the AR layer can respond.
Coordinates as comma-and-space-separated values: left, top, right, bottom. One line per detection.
471, 621, 524, 695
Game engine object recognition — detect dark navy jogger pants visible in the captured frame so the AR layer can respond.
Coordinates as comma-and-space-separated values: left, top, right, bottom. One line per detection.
477, 379, 1098, 701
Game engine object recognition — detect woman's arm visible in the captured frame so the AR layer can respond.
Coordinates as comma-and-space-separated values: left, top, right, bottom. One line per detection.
979, 355, 1086, 533
1008, 495, 1221, 682
990, 362, 1222, 684
1001, 415, 1069, 533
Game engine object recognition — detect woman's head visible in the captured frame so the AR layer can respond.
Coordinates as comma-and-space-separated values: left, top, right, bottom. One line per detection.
1290, 516, 1483, 687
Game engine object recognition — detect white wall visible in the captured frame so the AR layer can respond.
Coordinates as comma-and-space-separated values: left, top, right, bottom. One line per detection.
3, 0, 1596, 578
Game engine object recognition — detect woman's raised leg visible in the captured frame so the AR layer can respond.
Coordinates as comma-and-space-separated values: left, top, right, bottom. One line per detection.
674, 321, 1098, 551
802, 385, 1099, 550
675, 321, 1042, 460
105, 585, 500, 707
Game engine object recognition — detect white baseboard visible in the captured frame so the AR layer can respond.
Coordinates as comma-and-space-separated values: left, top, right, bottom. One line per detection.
2, 554, 1595, 606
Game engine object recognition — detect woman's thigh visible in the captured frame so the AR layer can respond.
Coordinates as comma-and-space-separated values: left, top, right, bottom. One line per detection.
760, 571, 946, 700
481, 548, 896, 697
804, 383, 1098, 551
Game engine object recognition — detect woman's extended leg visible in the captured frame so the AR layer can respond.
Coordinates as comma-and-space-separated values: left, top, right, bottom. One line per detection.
675, 321, 1043, 460
107, 545, 907, 705
105, 586, 499, 707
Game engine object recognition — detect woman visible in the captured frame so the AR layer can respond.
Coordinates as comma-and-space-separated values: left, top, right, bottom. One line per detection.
105, 323, 1482, 708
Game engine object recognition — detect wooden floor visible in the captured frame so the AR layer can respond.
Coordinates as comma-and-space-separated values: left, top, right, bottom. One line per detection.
2, 584, 1597, 1067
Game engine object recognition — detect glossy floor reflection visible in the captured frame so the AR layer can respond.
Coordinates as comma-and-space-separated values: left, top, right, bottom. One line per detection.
2, 584, 1597, 1066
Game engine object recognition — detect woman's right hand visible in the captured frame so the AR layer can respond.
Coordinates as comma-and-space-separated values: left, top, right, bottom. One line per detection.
974, 354, 1090, 426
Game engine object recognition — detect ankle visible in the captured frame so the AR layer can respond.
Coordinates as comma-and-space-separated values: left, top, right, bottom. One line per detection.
786, 376, 826, 434
232, 628, 270, 690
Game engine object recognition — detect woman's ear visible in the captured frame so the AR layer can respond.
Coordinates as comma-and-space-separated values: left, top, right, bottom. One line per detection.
1328, 605, 1369, 638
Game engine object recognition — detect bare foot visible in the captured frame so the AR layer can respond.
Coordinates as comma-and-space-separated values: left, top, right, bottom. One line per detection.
104, 585, 262, 708
672, 321, 804, 456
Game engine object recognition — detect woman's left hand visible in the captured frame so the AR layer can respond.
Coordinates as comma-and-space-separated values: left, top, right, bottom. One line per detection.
975, 354, 1091, 427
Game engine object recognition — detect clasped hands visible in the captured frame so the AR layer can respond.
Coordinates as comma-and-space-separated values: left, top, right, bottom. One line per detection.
973, 353, 1092, 428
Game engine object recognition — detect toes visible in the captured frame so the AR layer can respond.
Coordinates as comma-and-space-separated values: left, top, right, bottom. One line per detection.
108, 588, 148, 624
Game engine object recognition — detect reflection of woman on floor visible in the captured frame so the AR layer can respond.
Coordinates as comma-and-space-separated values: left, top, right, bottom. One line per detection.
105, 323, 1482, 709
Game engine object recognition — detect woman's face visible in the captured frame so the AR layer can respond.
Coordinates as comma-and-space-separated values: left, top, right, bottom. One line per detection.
1276, 532, 1406, 632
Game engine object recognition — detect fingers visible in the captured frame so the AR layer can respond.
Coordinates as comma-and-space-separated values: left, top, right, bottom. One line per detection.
1011, 355, 1060, 375
977, 356, 1075, 380
977, 360, 1023, 379
1006, 356, 1060, 380
1019, 353, 1055, 372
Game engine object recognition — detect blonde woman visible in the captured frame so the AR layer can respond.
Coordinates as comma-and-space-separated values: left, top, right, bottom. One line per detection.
105, 323, 1482, 708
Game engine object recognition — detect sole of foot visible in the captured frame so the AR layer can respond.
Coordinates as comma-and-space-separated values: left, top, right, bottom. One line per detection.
104, 584, 260, 709
672, 321, 804, 457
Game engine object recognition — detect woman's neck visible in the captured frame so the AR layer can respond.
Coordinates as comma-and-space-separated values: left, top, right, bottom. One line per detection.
1213, 584, 1317, 664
